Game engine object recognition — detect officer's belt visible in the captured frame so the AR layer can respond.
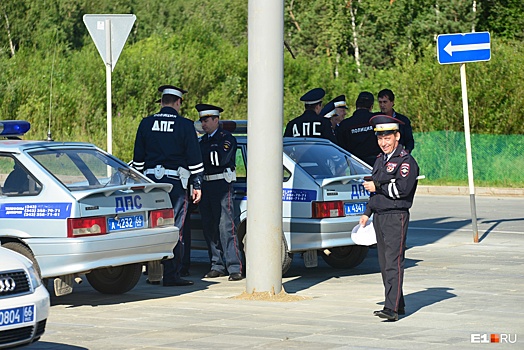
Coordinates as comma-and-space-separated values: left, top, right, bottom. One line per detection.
144, 168, 179, 177
204, 169, 236, 182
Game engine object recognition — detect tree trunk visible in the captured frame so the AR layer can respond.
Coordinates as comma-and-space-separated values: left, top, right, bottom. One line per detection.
2, 8, 16, 56
348, 1, 361, 75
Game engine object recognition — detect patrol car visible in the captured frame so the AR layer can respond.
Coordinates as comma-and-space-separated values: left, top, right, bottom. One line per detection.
191, 121, 373, 274
0, 247, 49, 348
0, 120, 178, 296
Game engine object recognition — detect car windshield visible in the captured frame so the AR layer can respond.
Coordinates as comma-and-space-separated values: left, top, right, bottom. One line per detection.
284, 143, 371, 179
30, 148, 148, 191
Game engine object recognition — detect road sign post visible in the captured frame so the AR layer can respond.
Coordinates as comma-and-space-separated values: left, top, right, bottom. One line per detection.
437, 32, 491, 243
83, 14, 136, 155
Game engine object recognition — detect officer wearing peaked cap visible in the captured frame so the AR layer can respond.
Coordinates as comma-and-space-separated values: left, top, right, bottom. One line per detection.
337, 91, 381, 167
284, 88, 337, 143
359, 114, 419, 321
132, 84, 204, 287
332, 94, 348, 120
319, 99, 341, 142
197, 104, 243, 281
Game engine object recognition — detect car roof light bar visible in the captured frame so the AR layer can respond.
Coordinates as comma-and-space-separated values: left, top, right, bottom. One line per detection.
0, 120, 31, 137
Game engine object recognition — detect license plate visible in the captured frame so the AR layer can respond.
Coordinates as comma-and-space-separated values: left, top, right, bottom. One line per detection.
0, 305, 35, 328
107, 214, 144, 232
344, 202, 367, 215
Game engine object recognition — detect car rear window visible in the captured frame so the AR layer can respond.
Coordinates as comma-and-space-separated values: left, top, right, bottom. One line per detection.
284, 143, 370, 179
30, 148, 149, 191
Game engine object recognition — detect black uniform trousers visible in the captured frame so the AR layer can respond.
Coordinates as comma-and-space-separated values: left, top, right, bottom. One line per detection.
200, 179, 242, 275
374, 210, 409, 312
147, 174, 188, 283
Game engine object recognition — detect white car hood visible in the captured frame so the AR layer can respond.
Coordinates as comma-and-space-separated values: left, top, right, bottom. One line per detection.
0, 247, 32, 271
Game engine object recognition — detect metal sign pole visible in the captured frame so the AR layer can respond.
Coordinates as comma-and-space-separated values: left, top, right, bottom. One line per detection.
460, 63, 479, 243
105, 19, 112, 155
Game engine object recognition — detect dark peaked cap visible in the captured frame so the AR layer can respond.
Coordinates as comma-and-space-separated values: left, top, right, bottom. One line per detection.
300, 88, 325, 104
195, 103, 223, 120
319, 100, 337, 119
333, 95, 348, 109
158, 85, 187, 98
369, 114, 404, 135
356, 91, 374, 104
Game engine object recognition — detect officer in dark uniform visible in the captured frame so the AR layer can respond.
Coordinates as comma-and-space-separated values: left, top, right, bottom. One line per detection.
197, 104, 244, 281
132, 85, 204, 287
283, 88, 337, 143
319, 99, 340, 142
337, 91, 382, 166
360, 114, 419, 321
377, 89, 415, 152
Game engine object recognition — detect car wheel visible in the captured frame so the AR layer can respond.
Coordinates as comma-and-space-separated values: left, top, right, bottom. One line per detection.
86, 263, 142, 294
320, 245, 369, 269
240, 227, 293, 275
2, 242, 42, 278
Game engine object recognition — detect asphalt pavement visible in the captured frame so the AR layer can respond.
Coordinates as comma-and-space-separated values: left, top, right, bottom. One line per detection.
28, 190, 524, 349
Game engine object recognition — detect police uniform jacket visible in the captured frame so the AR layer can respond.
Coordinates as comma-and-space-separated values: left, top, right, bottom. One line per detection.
337, 109, 381, 162
393, 111, 415, 152
284, 110, 337, 144
199, 127, 237, 175
364, 147, 419, 215
133, 106, 204, 186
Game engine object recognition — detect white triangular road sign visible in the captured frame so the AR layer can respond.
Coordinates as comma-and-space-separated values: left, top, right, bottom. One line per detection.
83, 14, 136, 71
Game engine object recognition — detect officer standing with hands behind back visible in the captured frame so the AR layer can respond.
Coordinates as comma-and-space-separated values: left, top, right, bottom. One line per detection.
197, 104, 244, 281
359, 114, 419, 321
132, 85, 204, 287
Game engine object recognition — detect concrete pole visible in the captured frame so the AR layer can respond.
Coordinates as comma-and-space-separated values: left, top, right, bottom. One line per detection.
246, 0, 284, 294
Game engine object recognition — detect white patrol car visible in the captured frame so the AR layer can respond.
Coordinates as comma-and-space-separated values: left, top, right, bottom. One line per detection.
0, 247, 49, 348
191, 121, 373, 274
0, 120, 178, 296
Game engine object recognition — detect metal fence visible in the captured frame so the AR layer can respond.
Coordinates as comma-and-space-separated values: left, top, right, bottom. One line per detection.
412, 131, 524, 188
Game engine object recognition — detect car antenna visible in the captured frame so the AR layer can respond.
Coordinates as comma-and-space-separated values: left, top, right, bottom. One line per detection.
47, 29, 59, 141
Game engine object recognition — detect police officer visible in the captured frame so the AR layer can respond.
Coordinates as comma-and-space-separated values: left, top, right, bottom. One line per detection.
360, 114, 419, 321
132, 85, 204, 287
337, 92, 382, 166
377, 89, 415, 152
197, 104, 244, 281
319, 99, 340, 141
284, 88, 337, 143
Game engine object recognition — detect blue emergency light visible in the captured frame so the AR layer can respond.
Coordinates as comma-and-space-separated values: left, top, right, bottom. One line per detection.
0, 120, 31, 137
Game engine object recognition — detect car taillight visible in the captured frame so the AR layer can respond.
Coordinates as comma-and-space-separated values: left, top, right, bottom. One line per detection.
67, 217, 107, 237
150, 209, 174, 228
311, 201, 344, 218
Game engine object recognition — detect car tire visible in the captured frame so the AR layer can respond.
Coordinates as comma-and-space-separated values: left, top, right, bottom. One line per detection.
240, 228, 293, 275
86, 263, 142, 294
319, 245, 369, 269
2, 242, 42, 278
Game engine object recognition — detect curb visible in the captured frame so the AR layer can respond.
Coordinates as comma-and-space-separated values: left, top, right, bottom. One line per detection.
416, 185, 524, 197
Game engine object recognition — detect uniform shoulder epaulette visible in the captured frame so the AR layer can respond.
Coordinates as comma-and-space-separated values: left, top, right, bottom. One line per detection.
399, 149, 409, 157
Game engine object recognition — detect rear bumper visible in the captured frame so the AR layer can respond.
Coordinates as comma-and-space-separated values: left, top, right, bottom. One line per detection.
25, 226, 178, 278
283, 216, 360, 252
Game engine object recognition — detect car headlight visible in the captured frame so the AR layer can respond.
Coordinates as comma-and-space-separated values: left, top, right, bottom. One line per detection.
27, 265, 42, 289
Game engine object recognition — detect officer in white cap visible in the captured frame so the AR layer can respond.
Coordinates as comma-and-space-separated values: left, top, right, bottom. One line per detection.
319, 99, 340, 141
283, 88, 337, 143
132, 84, 204, 286
197, 104, 244, 281
359, 114, 419, 321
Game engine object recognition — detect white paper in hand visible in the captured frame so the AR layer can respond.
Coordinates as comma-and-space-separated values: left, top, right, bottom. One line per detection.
351, 222, 377, 246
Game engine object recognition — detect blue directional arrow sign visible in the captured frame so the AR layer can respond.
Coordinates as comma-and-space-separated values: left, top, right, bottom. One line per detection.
437, 32, 491, 65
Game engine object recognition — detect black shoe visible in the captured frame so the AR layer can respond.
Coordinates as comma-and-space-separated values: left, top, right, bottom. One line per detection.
204, 270, 225, 278
181, 270, 190, 277
374, 308, 398, 321
228, 273, 244, 281
163, 279, 194, 286
145, 278, 160, 285
398, 308, 406, 315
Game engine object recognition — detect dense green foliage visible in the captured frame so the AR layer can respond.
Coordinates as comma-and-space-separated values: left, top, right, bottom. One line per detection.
0, 0, 523, 166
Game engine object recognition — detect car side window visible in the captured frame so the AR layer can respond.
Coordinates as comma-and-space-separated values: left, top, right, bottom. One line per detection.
235, 147, 246, 183
0, 155, 41, 196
